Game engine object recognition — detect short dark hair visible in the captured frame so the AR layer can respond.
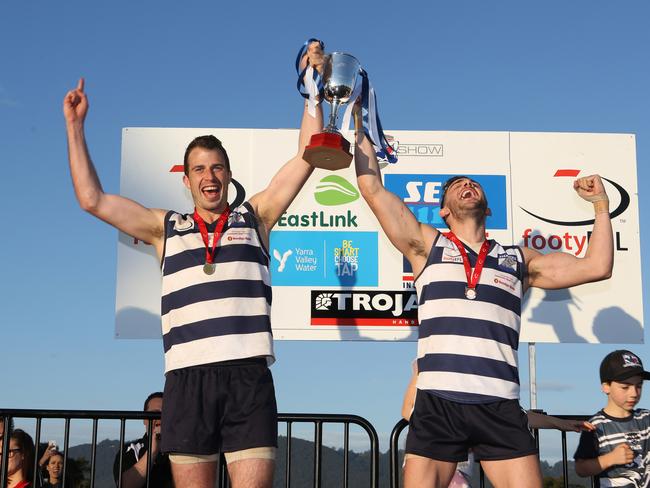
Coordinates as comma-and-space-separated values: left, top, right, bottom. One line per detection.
10, 429, 35, 481
143, 392, 163, 411
183, 135, 231, 175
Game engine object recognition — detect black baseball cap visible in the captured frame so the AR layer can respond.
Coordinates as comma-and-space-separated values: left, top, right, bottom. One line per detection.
600, 350, 650, 383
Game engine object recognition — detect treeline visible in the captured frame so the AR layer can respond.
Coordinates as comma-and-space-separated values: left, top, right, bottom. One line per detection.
56, 438, 591, 487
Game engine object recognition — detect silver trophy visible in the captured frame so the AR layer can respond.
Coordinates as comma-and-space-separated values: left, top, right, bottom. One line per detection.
304, 52, 361, 170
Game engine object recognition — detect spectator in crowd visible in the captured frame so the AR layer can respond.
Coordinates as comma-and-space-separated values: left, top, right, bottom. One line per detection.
113, 392, 172, 488
37, 441, 59, 480
574, 350, 650, 486
1, 429, 35, 488
39, 451, 64, 488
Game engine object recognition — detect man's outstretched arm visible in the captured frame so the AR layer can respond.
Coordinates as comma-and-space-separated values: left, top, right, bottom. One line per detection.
250, 43, 324, 237
522, 174, 613, 290
353, 107, 437, 278
65, 79, 167, 255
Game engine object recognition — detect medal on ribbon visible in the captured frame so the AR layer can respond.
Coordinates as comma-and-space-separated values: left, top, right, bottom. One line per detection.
193, 206, 231, 275
445, 232, 490, 300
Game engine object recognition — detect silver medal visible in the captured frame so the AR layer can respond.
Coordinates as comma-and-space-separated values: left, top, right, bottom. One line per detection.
465, 287, 477, 300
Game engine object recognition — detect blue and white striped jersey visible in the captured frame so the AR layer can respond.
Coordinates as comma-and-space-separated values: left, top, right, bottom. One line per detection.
414, 233, 525, 404
160, 203, 274, 373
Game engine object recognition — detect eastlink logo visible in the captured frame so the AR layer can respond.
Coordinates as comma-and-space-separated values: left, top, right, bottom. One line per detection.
310, 290, 418, 326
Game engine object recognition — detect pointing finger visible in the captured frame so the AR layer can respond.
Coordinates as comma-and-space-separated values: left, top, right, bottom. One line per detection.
77, 77, 85, 92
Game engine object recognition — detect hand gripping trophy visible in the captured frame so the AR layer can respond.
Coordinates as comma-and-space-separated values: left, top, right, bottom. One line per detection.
296, 39, 396, 171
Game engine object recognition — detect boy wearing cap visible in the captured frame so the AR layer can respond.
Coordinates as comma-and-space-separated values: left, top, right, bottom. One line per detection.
574, 350, 650, 486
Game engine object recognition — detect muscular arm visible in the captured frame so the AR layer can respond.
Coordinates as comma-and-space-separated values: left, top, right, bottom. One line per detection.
249, 100, 321, 239
64, 79, 166, 257
353, 109, 437, 278
249, 43, 324, 242
523, 175, 613, 290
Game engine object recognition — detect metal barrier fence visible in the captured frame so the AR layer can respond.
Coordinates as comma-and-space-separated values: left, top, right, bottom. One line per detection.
0, 409, 379, 488
389, 416, 598, 488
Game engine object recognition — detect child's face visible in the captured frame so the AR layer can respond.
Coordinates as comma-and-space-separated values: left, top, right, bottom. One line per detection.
603, 375, 644, 414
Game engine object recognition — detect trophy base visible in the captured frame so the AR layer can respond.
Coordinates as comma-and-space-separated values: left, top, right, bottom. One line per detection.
303, 132, 353, 171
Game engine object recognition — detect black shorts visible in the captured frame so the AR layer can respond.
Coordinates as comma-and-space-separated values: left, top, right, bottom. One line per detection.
405, 390, 538, 462
160, 358, 278, 455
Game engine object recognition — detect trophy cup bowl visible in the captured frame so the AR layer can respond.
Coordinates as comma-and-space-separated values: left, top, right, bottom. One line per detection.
303, 52, 361, 170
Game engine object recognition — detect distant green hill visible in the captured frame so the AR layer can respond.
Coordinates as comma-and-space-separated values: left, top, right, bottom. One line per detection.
60, 438, 593, 487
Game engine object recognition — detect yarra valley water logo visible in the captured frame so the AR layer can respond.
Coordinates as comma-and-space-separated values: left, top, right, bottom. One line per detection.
314, 176, 360, 206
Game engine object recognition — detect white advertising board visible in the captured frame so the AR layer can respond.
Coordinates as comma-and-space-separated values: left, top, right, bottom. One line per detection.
116, 128, 641, 343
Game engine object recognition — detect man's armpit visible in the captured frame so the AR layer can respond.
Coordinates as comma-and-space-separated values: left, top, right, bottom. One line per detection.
407, 239, 430, 259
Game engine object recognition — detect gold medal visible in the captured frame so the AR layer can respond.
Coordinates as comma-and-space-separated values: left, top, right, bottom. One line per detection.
203, 263, 216, 275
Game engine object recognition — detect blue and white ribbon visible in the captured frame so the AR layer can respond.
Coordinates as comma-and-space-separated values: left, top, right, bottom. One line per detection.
295, 38, 324, 117
296, 38, 396, 163
341, 69, 397, 164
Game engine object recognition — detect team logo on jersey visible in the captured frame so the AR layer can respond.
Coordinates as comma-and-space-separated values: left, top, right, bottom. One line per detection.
228, 210, 247, 227
497, 252, 518, 272
174, 216, 195, 231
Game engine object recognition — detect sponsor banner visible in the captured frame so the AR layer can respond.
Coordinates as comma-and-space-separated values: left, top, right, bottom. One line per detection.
393, 141, 444, 157
117, 128, 641, 343
270, 231, 378, 287
384, 174, 507, 229
310, 290, 418, 326
509, 132, 641, 343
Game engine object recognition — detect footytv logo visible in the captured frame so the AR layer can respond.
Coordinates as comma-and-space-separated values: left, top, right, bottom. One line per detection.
169, 164, 246, 208
519, 169, 630, 226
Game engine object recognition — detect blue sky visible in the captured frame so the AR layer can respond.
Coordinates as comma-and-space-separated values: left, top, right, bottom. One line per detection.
1, 1, 649, 461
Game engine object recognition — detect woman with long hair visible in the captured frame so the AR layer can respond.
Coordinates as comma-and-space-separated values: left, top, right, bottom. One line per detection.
40, 451, 64, 488
2, 429, 35, 488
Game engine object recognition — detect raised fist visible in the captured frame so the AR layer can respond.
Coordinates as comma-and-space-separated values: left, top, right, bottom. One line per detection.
300, 41, 325, 74
573, 174, 607, 203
